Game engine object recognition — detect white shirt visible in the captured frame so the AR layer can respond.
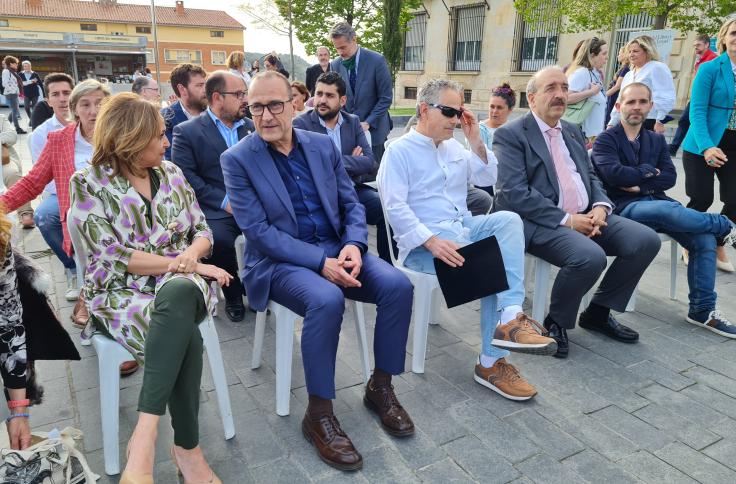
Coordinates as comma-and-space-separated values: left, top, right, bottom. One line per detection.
377, 128, 497, 264
73, 125, 94, 172
28, 115, 66, 195
609, 60, 675, 125
568, 67, 606, 137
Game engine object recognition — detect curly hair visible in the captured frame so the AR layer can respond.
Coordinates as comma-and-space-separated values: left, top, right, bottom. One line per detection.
490, 83, 516, 109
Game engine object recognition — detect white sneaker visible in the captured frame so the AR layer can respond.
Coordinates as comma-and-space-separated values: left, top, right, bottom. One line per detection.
65, 269, 80, 301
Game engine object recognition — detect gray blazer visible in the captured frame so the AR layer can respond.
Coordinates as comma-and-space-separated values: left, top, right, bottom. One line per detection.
330, 47, 393, 147
492, 112, 612, 242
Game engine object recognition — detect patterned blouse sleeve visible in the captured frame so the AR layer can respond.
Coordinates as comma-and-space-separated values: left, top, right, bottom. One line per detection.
0, 246, 27, 390
168, 163, 214, 256
69, 169, 135, 280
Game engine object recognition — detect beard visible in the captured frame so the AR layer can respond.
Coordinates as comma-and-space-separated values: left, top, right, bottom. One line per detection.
184, 92, 207, 112
316, 104, 341, 121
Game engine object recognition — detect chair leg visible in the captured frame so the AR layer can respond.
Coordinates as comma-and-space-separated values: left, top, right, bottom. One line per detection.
251, 310, 267, 370
200, 318, 235, 440
670, 239, 678, 300
429, 288, 442, 325
351, 301, 371, 384
532, 260, 550, 323
274, 307, 295, 416
96, 346, 123, 476
411, 279, 432, 374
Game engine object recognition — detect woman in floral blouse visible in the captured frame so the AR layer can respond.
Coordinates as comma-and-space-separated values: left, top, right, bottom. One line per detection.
69, 93, 231, 484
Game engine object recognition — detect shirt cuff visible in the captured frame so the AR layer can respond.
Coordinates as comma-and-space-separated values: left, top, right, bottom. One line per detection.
220, 194, 229, 210
560, 213, 570, 226
592, 202, 612, 215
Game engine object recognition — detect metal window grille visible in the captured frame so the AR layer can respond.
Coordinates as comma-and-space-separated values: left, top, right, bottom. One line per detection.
136, 26, 152, 34
403, 13, 428, 71
464, 89, 472, 103
511, 7, 560, 72
404, 86, 418, 99
80, 23, 98, 32
609, 13, 655, 79
0, 20, 9, 27
210, 31, 225, 38
447, 4, 486, 72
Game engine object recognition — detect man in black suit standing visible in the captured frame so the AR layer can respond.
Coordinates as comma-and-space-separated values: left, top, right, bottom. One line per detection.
293, 72, 394, 263
305, 46, 331, 96
171, 71, 254, 321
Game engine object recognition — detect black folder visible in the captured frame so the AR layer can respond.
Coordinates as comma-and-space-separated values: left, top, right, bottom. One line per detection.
433, 236, 509, 308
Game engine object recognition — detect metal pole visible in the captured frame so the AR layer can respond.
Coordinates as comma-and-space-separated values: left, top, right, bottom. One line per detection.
150, 0, 162, 87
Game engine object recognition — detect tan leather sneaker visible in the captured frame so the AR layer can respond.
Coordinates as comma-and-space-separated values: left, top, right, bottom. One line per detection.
474, 357, 537, 401
492, 313, 558, 356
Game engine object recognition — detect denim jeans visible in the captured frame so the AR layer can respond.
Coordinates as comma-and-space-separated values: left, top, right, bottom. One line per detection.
34, 194, 76, 270
5, 93, 22, 130
620, 199, 733, 317
404, 211, 525, 359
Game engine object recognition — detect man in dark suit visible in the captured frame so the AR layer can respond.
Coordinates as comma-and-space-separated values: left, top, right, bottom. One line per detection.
162, 63, 207, 160
293, 72, 393, 263
171, 70, 254, 322
330, 22, 392, 164
593, 82, 736, 337
221, 71, 414, 471
305, 46, 331, 96
493, 66, 661, 358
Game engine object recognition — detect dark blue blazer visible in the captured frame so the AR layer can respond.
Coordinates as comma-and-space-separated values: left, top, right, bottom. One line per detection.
292, 109, 376, 183
330, 47, 393, 146
171, 112, 254, 220
161, 101, 190, 160
220, 129, 368, 311
591, 123, 676, 214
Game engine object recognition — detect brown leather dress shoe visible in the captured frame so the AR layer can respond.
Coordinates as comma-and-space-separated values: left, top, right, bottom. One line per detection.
364, 378, 415, 437
301, 413, 363, 471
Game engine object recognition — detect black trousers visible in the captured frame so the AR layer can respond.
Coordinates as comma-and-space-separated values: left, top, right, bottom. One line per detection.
204, 216, 245, 303
682, 130, 736, 246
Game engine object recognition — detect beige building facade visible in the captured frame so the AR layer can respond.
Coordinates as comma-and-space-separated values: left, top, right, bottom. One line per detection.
396, 1, 705, 112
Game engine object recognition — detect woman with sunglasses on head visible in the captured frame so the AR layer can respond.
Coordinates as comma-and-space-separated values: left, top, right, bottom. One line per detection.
566, 37, 609, 142
681, 16, 736, 272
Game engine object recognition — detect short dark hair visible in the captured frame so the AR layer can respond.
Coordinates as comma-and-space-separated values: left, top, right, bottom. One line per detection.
315, 71, 346, 97
131, 76, 151, 94
490, 83, 516, 109
696, 34, 710, 44
2, 56, 18, 68
43, 72, 74, 95
170, 63, 207, 98
619, 81, 652, 102
205, 70, 230, 104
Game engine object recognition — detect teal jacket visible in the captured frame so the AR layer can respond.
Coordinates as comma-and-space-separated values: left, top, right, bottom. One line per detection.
683, 52, 735, 155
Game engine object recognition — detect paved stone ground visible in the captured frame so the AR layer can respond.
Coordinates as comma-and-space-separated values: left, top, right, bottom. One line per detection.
4, 111, 736, 483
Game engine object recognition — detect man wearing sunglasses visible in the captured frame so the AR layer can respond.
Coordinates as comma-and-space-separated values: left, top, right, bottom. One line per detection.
171, 71, 254, 322
221, 71, 415, 471
493, 66, 661, 358
379, 79, 558, 402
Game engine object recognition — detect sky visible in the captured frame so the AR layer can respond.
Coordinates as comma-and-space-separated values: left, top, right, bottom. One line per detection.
124, 0, 314, 61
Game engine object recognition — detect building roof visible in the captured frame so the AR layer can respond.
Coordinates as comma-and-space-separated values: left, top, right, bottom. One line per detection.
0, 0, 245, 29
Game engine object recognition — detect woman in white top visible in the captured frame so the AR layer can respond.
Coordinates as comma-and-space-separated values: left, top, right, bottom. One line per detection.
480, 83, 516, 148
226, 51, 251, 88
608, 35, 675, 133
566, 37, 609, 140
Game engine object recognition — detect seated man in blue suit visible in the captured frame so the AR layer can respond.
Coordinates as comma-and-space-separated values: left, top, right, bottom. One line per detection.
161, 63, 207, 160
171, 70, 254, 322
293, 72, 393, 263
593, 82, 735, 337
221, 71, 415, 471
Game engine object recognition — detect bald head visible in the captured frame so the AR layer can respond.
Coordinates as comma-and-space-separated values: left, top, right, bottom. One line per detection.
250, 70, 291, 98
526, 66, 568, 126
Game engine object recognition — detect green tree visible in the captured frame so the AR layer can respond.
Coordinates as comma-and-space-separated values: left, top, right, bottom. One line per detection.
383, 0, 404, 81
513, 0, 736, 35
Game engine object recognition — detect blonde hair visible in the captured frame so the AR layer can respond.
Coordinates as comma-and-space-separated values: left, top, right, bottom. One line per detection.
627, 35, 660, 62
0, 204, 11, 265
716, 16, 736, 54
91, 93, 163, 178
226, 51, 246, 70
69, 79, 111, 122
566, 37, 607, 76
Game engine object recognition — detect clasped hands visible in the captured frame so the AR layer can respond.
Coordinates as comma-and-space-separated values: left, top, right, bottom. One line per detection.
569, 206, 608, 238
167, 248, 233, 287
321, 244, 363, 288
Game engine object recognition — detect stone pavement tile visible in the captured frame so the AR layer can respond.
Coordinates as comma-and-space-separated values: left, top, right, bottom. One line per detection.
196, 430, 255, 482
231, 408, 285, 468
33, 376, 74, 427
586, 331, 695, 373
441, 434, 521, 483
503, 409, 585, 460
331, 408, 392, 455
655, 441, 736, 484
703, 438, 736, 472
424, 324, 463, 348
626, 360, 695, 391
567, 345, 652, 389
416, 457, 476, 483
507, 478, 534, 484
589, 405, 674, 452
679, 384, 736, 423
618, 450, 698, 484
514, 452, 590, 484
561, 449, 642, 484
707, 340, 736, 363
35, 358, 70, 382
68, 355, 102, 392
636, 383, 729, 427
314, 472, 370, 483
452, 379, 541, 421
359, 445, 419, 483
439, 341, 484, 365
389, 427, 446, 471
402, 369, 471, 410
689, 352, 736, 380
557, 414, 638, 462
250, 457, 311, 483
395, 390, 467, 446
450, 401, 539, 464
633, 403, 722, 451
651, 324, 730, 351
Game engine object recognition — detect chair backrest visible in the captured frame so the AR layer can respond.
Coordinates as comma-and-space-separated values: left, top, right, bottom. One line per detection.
375, 178, 401, 267
65, 209, 88, 275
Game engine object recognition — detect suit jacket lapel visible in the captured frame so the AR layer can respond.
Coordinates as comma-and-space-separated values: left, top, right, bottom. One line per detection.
339, 115, 352, 155
720, 55, 735, 103
250, 137, 297, 224
309, 110, 327, 134
614, 124, 638, 164
523, 113, 559, 198
560, 126, 591, 189
237, 120, 253, 140
202, 114, 229, 155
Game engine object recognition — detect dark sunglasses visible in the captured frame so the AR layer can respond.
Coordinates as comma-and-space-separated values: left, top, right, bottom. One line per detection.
428, 103, 464, 119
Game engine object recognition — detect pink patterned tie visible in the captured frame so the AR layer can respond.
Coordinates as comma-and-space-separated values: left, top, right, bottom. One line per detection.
546, 127, 581, 215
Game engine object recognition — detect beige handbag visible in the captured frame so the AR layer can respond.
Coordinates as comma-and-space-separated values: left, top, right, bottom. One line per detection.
1, 145, 9, 166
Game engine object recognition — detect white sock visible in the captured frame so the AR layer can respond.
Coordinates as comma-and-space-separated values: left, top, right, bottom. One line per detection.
479, 354, 499, 368
499, 305, 523, 325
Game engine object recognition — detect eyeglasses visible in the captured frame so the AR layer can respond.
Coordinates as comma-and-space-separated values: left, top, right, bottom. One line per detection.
247, 99, 292, 116
428, 103, 464, 119
219, 90, 248, 100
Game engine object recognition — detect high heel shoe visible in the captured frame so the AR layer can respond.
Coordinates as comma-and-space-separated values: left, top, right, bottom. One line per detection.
120, 439, 154, 483
170, 446, 222, 484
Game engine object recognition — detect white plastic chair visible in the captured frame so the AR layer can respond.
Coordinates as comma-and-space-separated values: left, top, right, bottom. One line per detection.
235, 235, 371, 416
525, 255, 553, 323
67, 212, 235, 476
375, 182, 442, 375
